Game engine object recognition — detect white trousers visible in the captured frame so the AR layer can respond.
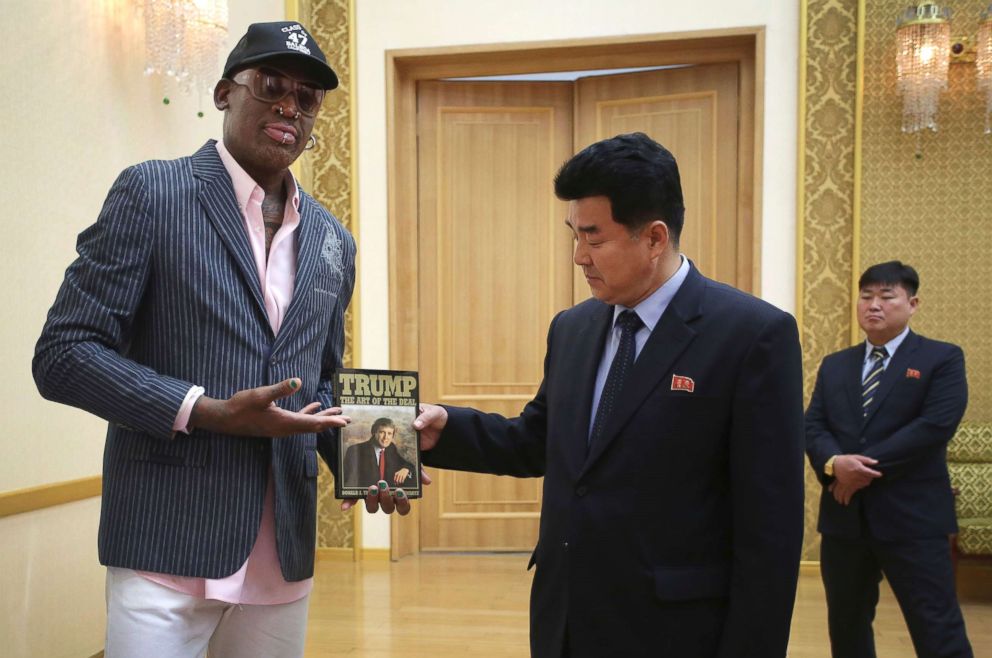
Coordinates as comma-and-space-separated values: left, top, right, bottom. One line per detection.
105, 568, 310, 658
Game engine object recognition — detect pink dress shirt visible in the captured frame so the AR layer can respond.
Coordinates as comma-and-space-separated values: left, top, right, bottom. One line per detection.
139, 140, 313, 604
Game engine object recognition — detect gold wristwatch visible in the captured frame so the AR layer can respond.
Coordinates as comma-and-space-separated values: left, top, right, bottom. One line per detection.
824, 455, 838, 477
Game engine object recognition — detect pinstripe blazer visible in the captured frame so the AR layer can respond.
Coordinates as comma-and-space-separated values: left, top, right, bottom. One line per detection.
33, 141, 356, 581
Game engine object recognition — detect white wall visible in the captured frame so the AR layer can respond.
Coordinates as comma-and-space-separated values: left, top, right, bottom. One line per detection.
353, 0, 800, 547
0, 499, 104, 658
0, 1, 284, 655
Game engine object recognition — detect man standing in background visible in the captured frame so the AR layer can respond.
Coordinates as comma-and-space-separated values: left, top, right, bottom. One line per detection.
806, 261, 972, 658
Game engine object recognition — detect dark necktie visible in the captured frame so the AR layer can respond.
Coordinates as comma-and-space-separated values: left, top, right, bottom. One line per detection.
862, 346, 888, 418
590, 310, 643, 446
378, 449, 386, 481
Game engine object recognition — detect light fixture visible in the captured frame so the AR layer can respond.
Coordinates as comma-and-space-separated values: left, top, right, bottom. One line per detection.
143, 0, 229, 112
977, 4, 992, 133
896, 3, 952, 135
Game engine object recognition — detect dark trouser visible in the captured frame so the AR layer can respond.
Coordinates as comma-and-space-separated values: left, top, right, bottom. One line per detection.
820, 533, 972, 658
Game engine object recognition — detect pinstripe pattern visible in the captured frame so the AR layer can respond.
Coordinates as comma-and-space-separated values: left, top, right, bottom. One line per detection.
33, 141, 355, 580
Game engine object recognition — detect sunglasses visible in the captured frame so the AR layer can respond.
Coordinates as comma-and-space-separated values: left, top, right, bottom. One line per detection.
229, 67, 325, 116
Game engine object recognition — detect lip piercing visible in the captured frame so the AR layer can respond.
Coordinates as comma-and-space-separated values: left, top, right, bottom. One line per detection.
281, 132, 290, 144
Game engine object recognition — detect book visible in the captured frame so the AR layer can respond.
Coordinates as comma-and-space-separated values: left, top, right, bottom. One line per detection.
333, 368, 422, 499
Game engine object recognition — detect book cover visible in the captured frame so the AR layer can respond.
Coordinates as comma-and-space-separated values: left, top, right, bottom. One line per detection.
333, 368, 421, 499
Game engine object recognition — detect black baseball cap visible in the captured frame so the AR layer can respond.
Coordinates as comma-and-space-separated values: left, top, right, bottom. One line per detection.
223, 21, 339, 90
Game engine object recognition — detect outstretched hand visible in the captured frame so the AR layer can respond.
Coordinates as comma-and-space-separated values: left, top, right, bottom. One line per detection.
413, 403, 448, 451
190, 377, 350, 437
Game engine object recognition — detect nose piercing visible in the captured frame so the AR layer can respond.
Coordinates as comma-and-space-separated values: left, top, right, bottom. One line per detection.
276, 106, 301, 120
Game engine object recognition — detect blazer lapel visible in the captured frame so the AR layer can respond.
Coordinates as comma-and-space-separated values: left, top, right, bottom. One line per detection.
863, 331, 920, 427
192, 142, 268, 322
562, 303, 613, 478
272, 195, 327, 353
581, 265, 703, 474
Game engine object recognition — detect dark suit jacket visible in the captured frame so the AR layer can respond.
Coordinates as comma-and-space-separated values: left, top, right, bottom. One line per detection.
342, 439, 415, 488
424, 264, 805, 658
805, 331, 967, 541
33, 141, 356, 581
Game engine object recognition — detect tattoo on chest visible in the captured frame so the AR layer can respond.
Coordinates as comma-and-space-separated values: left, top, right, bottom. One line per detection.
260, 195, 286, 255
263, 221, 282, 252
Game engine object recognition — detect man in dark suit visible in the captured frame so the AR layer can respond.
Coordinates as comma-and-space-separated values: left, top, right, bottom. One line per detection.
32, 22, 405, 657
413, 133, 805, 657
343, 417, 416, 488
806, 261, 973, 658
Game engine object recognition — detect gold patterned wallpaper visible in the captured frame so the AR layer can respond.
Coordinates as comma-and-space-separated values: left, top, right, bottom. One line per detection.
800, 0, 860, 561
802, 0, 992, 561
860, 0, 992, 423
297, 0, 356, 550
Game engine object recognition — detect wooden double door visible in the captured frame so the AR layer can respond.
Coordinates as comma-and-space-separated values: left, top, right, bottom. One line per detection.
415, 62, 747, 551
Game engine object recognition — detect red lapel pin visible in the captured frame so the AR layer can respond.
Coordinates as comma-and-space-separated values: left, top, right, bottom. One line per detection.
671, 374, 695, 393
906, 368, 921, 379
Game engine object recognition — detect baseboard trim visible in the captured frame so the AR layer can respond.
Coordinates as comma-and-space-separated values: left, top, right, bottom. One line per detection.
316, 547, 357, 562
316, 546, 391, 562
358, 548, 391, 561
0, 476, 102, 519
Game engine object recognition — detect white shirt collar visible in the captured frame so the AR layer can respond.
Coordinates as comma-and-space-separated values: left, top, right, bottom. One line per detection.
864, 325, 910, 362
613, 254, 690, 331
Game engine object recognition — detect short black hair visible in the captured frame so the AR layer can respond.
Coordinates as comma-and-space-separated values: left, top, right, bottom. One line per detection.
553, 132, 685, 244
858, 261, 919, 296
370, 417, 395, 437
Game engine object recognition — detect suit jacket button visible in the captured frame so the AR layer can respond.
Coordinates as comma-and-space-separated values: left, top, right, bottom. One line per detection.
562, 541, 569, 550
859, 437, 867, 444
575, 485, 588, 497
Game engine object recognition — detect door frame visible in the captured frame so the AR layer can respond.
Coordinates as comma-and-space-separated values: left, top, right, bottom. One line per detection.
386, 28, 764, 559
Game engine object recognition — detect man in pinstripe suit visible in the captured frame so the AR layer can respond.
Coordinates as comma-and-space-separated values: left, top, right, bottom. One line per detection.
33, 22, 403, 657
